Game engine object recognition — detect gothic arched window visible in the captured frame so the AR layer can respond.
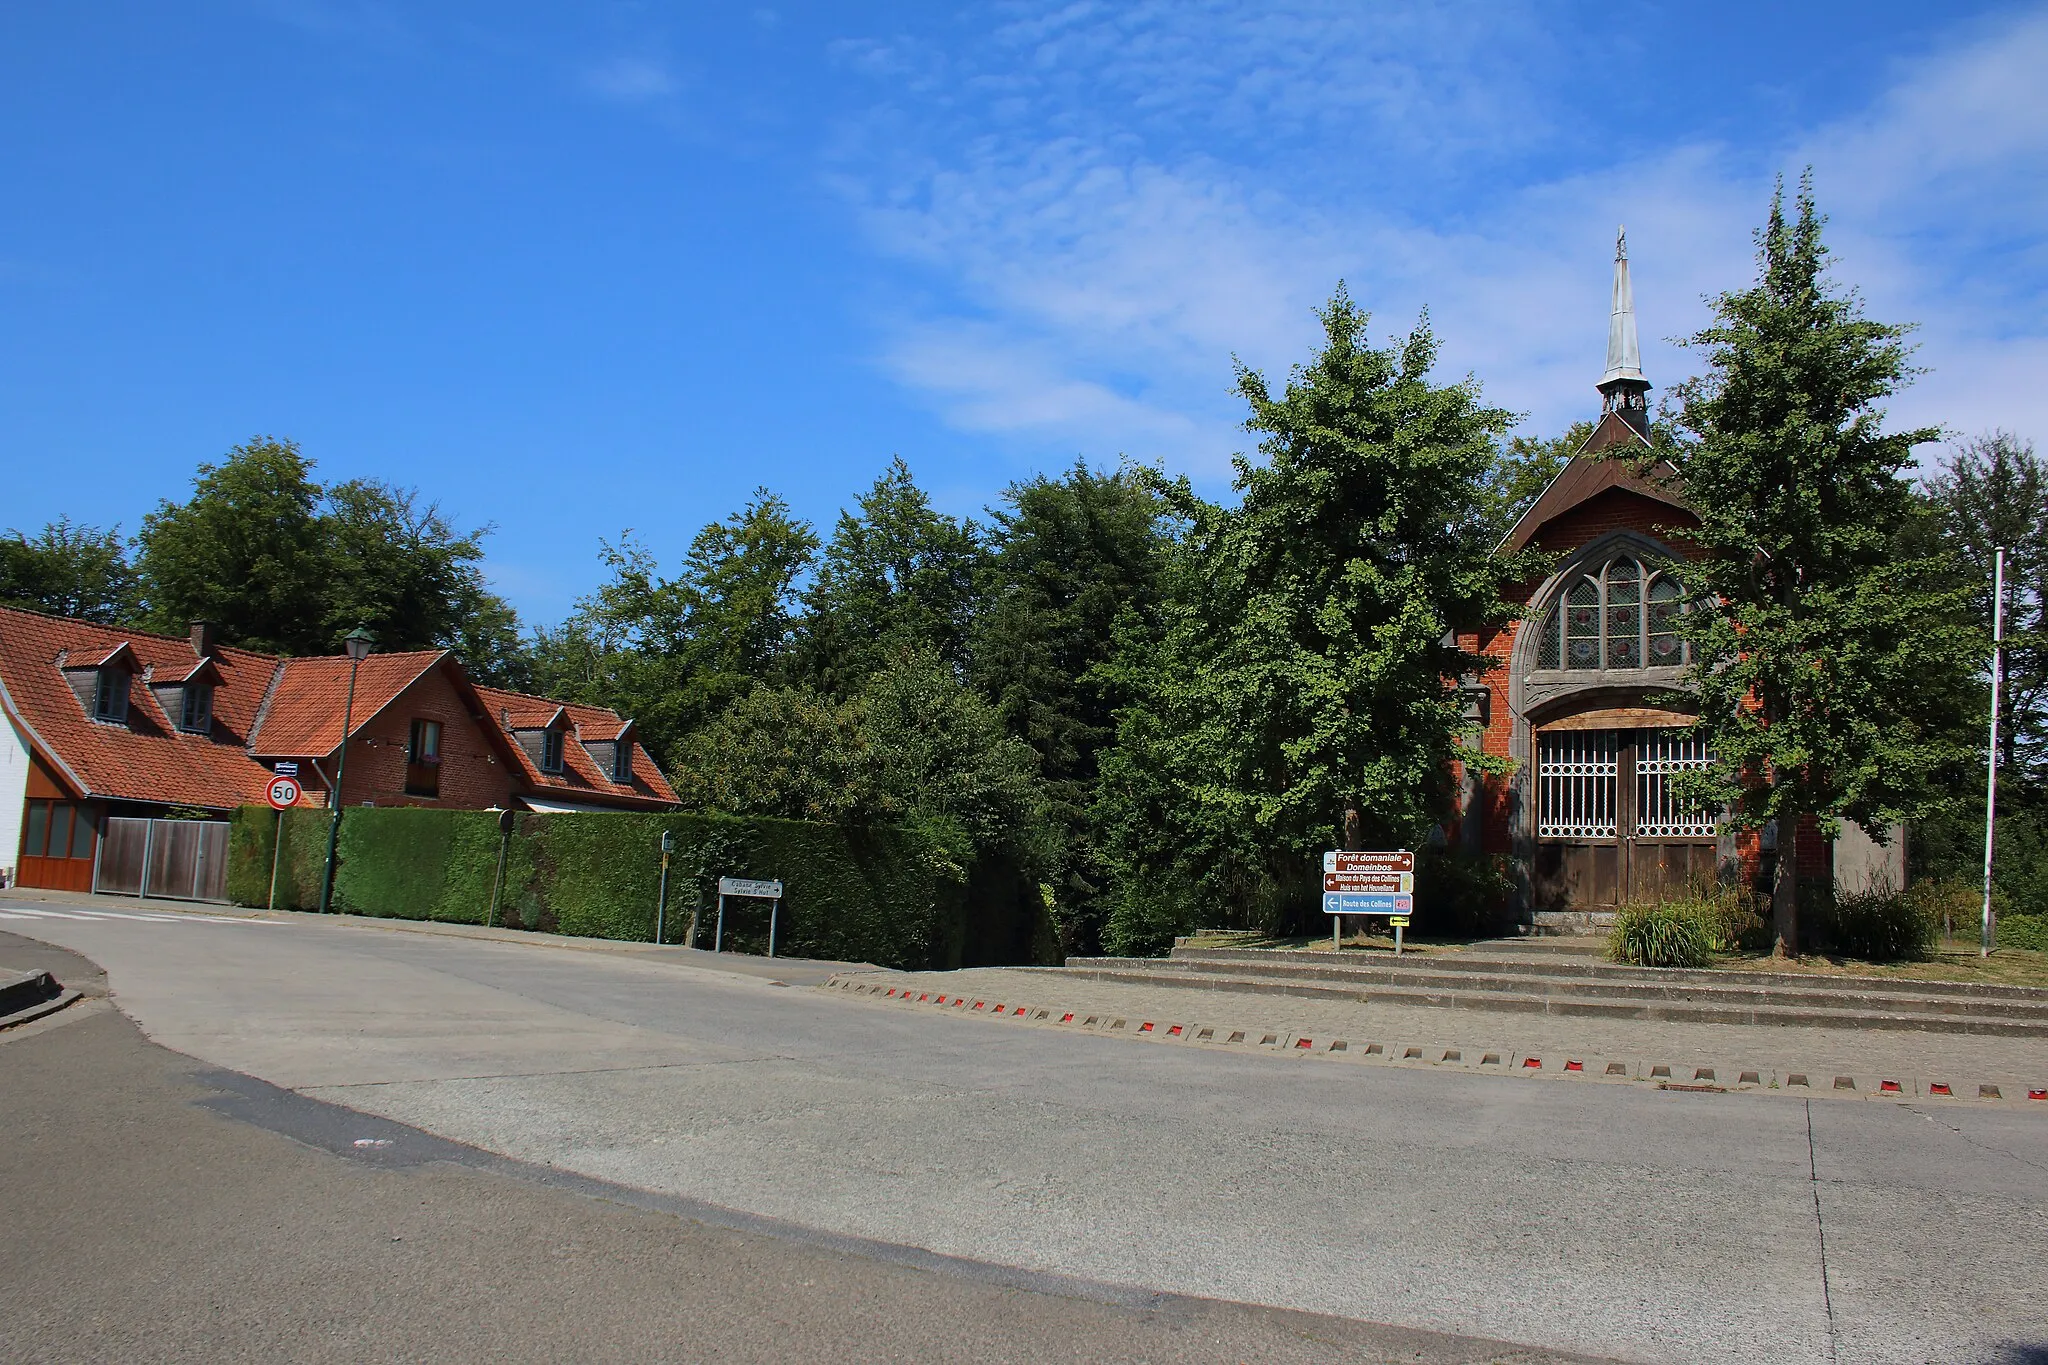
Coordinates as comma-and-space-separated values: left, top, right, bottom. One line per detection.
1533, 556, 1688, 671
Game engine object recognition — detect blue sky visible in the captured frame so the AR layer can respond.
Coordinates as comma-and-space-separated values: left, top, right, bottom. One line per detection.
5, 2, 2045, 626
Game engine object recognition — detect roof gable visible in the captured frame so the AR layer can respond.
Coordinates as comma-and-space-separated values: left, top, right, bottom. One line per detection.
1498, 449, 1691, 555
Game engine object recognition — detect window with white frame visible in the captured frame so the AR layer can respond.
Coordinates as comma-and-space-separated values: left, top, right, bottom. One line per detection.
1534, 556, 1688, 671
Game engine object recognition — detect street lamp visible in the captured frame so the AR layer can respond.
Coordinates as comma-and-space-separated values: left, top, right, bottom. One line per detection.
319, 628, 375, 915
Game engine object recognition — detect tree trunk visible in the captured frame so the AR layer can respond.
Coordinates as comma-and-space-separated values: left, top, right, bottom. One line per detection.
1771, 820, 1799, 958
1342, 804, 1364, 852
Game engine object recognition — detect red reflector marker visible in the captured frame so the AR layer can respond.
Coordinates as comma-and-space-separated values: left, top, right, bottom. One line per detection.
1564, 1060, 1583, 1072
1168, 1025, 1183, 1036
1523, 1057, 1542, 1068
886, 988, 897, 997
1295, 1038, 1312, 1049
1929, 1082, 1951, 1096
1880, 1080, 1902, 1093
935, 996, 947, 1005
918, 993, 929, 1002
2030, 1089, 2047, 1101
1139, 1022, 1154, 1033
1060, 1013, 1074, 1023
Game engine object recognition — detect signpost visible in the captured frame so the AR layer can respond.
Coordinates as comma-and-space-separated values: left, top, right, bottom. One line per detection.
264, 767, 304, 912
655, 830, 674, 946
715, 876, 784, 957
1323, 850, 1415, 954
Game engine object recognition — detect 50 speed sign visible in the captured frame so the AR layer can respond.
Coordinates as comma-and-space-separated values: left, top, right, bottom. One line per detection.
266, 775, 303, 810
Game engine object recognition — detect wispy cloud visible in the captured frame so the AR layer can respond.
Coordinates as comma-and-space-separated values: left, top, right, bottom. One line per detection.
827, 2, 2048, 479
580, 54, 681, 105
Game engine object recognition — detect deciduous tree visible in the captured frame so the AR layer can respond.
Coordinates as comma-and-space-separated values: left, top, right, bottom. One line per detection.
1669, 177, 1980, 954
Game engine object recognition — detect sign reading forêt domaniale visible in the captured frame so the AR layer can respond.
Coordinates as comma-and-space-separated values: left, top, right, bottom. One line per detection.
1323, 850, 1414, 873
1322, 849, 1415, 955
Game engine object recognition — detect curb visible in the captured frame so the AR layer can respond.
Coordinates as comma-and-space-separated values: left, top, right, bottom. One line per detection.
822, 975, 2048, 1108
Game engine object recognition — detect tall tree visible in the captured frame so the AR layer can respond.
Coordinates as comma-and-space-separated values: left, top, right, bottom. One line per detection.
796, 458, 984, 694
1669, 177, 1980, 954
529, 492, 817, 761
135, 437, 329, 654
1096, 287, 1522, 951
0, 518, 138, 624
1920, 432, 2048, 782
971, 460, 1181, 952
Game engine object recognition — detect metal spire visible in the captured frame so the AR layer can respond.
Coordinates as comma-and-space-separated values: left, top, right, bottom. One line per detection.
1601, 226, 1645, 387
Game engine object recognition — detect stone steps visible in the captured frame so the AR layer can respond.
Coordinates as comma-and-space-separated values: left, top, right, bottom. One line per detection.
1052, 952, 2048, 1036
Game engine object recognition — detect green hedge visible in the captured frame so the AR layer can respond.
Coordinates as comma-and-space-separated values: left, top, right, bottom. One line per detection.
226, 805, 1051, 970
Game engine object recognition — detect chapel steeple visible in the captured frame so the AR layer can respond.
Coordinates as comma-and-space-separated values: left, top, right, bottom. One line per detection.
1596, 227, 1650, 437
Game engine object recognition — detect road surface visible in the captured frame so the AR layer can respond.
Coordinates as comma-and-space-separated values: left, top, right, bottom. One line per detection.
3, 898, 2044, 1364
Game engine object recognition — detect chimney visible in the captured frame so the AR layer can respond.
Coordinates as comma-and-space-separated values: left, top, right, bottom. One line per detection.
190, 620, 218, 659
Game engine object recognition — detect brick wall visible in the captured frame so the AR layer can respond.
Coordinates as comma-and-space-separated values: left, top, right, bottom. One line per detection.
334, 665, 516, 811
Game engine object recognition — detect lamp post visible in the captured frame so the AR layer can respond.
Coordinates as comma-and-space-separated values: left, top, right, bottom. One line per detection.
319, 628, 375, 915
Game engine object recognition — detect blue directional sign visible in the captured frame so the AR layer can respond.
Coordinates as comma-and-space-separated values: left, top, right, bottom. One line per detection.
1324, 892, 1412, 915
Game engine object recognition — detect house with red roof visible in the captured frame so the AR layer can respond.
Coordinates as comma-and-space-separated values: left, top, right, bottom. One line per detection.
0, 605, 676, 897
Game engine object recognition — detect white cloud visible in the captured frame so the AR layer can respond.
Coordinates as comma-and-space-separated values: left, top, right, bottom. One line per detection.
829, 2, 2048, 479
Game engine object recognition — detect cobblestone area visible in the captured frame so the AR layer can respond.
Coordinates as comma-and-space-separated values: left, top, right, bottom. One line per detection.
836, 966, 2048, 1103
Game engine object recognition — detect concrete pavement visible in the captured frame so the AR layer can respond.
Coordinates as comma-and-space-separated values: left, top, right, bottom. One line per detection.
3, 897, 2045, 1364
4, 949, 1572, 1364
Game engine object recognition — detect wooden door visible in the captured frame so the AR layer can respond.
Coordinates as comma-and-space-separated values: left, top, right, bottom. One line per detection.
18, 799, 98, 892
1536, 727, 1717, 910
1533, 730, 1620, 910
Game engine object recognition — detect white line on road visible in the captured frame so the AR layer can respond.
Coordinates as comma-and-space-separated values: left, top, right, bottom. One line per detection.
0, 905, 272, 926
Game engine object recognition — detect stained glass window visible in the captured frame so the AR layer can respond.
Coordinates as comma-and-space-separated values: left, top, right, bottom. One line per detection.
1564, 579, 1601, 669
1605, 560, 1641, 668
1538, 556, 1686, 672
1648, 578, 1685, 665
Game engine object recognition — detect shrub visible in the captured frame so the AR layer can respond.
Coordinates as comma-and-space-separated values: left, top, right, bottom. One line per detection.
1608, 902, 1711, 969
1678, 882, 1770, 952
226, 805, 1050, 970
1411, 847, 1514, 938
1813, 884, 1938, 962
1997, 914, 2048, 953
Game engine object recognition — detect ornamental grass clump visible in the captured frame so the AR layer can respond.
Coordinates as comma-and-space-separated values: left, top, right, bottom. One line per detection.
1608, 902, 1712, 969
1814, 885, 1938, 962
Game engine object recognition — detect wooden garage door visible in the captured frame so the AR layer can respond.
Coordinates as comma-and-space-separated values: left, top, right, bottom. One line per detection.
18, 799, 98, 892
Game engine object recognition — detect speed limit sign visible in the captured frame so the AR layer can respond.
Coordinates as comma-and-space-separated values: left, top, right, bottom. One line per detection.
266, 775, 302, 810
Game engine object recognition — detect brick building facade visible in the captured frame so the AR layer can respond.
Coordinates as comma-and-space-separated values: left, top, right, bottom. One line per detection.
0, 606, 677, 897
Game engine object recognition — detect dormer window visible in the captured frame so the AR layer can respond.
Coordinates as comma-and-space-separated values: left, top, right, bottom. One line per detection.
612, 742, 631, 783
93, 667, 130, 722
179, 684, 213, 734
539, 728, 564, 774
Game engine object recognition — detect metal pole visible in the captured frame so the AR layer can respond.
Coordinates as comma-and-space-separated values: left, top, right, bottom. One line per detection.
319, 653, 363, 916
767, 899, 777, 958
487, 831, 508, 929
714, 894, 725, 952
1395, 921, 1404, 956
1982, 547, 2008, 957
1333, 914, 1341, 953
656, 851, 671, 945
267, 808, 283, 912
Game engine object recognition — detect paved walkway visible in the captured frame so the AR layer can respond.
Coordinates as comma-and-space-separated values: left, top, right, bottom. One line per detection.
862, 966, 2048, 1099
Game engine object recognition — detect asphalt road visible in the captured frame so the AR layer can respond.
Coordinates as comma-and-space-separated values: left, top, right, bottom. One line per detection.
3, 899, 2045, 1364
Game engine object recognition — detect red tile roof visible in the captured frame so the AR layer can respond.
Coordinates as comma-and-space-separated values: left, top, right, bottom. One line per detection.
474, 685, 678, 808
248, 651, 449, 758
0, 605, 283, 809
0, 604, 677, 813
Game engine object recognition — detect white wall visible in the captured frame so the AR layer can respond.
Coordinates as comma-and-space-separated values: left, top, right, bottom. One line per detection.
0, 716, 28, 887
1835, 821, 1907, 895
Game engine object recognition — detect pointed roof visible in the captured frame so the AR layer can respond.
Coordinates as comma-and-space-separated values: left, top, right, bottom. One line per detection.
1600, 226, 1646, 389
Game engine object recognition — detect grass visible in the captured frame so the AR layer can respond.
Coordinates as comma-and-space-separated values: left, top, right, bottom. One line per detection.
1711, 944, 2048, 990
1174, 929, 1444, 955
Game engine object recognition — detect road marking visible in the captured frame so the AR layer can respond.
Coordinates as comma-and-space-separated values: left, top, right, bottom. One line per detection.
0, 905, 274, 926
